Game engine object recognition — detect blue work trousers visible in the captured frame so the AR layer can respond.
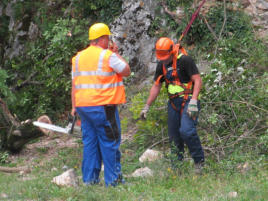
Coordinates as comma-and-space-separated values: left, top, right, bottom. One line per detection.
76, 105, 122, 186
168, 97, 204, 164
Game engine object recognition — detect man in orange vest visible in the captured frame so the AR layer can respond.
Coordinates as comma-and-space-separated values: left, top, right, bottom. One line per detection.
140, 37, 204, 173
71, 23, 130, 186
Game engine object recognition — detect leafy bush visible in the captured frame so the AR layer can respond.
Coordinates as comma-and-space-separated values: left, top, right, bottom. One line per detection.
159, 2, 253, 48
129, 86, 168, 151
5, 18, 88, 120
0, 151, 9, 164
0, 69, 15, 102
2, 0, 123, 121
129, 59, 267, 160
128, 3, 268, 160
72, 0, 123, 23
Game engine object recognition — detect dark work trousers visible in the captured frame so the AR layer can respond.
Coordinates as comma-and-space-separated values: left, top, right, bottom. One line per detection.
167, 97, 204, 164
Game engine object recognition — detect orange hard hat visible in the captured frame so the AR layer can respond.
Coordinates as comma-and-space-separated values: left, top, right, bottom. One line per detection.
155, 37, 174, 60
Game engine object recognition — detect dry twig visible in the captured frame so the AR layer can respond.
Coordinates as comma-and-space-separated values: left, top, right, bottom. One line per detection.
201, 14, 218, 40
214, 0, 227, 57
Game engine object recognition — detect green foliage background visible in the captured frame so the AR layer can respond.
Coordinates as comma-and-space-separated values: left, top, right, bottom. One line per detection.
129, 0, 268, 160
0, 0, 123, 121
0, 0, 267, 159
0, 2, 267, 199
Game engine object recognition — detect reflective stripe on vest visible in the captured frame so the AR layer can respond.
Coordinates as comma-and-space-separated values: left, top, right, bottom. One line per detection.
72, 46, 126, 106
75, 82, 123, 89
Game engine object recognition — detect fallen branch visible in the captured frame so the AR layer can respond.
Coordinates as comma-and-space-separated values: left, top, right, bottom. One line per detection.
202, 100, 268, 113
161, 0, 185, 24
0, 166, 31, 173
149, 137, 169, 149
201, 14, 218, 40
231, 100, 268, 113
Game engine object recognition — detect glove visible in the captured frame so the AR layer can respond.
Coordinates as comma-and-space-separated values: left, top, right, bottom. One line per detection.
187, 99, 198, 120
140, 104, 150, 120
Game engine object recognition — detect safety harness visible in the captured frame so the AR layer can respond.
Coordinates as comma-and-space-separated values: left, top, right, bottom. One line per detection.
155, 45, 193, 114
154, 0, 207, 113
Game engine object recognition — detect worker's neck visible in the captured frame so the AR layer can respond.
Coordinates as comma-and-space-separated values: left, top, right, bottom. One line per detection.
90, 42, 105, 48
91, 40, 108, 49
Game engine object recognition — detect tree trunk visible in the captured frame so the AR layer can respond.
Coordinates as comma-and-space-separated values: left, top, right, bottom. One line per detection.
0, 98, 43, 152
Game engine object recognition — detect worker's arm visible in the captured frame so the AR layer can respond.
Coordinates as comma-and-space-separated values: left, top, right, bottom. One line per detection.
140, 83, 162, 119
146, 83, 162, 106
109, 52, 131, 77
190, 74, 202, 100
115, 53, 131, 77
187, 73, 202, 120
109, 42, 131, 77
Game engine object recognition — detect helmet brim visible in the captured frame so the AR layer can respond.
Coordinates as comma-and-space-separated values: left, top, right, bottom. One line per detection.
156, 51, 171, 60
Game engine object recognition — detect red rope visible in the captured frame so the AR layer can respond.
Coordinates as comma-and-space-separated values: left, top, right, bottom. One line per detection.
178, 0, 206, 42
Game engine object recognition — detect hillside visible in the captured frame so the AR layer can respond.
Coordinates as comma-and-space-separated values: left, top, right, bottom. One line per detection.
0, 0, 267, 200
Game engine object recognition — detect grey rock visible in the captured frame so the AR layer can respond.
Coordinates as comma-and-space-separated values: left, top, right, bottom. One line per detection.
139, 149, 163, 163
110, 0, 157, 73
52, 168, 78, 187
131, 167, 153, 177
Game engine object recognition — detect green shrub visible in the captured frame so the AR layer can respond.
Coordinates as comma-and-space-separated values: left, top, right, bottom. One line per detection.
2, 0, 123, 121
0, 151, 9, 164
72, 0, 123, 23
5, 18, 88, 120
0, 69, 15, 102
129, 3, 268, 159
129, 85, 168, 151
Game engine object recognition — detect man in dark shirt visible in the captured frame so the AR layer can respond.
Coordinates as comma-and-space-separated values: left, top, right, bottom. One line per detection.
154, 55, 200, 83
140, 37, 204, 173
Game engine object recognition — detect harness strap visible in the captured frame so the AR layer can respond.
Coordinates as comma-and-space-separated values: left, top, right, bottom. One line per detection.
168, 49, 193, 114
170, 100, 179, 112
168, 89, 192, 99
181, 81, 192, 114
154, 75, 164, 86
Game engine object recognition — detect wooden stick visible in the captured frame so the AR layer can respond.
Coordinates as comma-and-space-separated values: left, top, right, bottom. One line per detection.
0, 166, 30, 173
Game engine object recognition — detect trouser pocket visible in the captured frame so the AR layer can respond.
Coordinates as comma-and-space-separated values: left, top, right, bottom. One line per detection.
104, 105, 119, 140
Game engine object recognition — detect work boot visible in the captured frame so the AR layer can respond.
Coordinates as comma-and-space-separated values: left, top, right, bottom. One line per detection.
110, 174, 125, 187
194, 162, 204, 175
83, 179, 100, 186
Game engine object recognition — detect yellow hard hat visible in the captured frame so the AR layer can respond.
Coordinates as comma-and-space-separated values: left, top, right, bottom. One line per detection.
88, 23, 111, 40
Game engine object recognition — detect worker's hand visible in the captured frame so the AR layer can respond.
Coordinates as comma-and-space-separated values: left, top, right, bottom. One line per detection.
109, 41, 118, 53
71, 108, 76, 117
140, 104, 150, 120
187, 99, 198, 120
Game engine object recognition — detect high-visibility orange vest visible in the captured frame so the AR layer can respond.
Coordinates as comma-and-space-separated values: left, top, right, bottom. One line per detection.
72, 45, 126, 107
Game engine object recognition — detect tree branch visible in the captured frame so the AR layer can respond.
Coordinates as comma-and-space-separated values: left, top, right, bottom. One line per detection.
0, 98, 20, 127
11, 71, 38, 91
214, 0, 227, 56
161, 0, 185, 24
201, 14, 218, 40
